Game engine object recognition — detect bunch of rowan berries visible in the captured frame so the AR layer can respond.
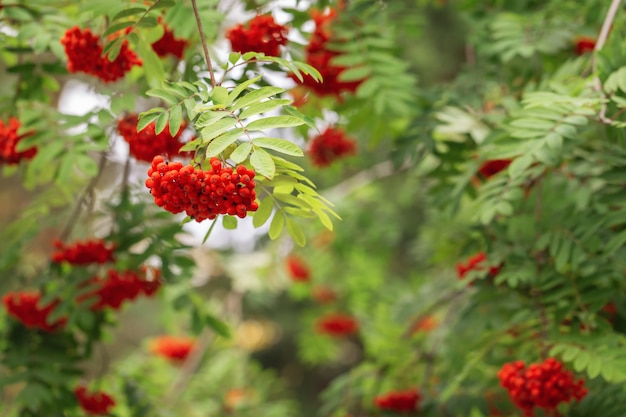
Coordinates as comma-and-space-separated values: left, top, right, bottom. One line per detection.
456, 252, 502, 280
498, 358, 587, 417
315, 312, 359, 337
146, 155, 259, 222
226, 14, 289, 57
2, 291, 67, 332
79, 268, 161, 311
74, 386, 116, 416
373, 388, 421, 413
117, 114, 188, 162
0, 117, 36, 165
60, 26, 142, 83
309, 127, 357, 167
51, 239, 115, 265
151, 23, 188, 59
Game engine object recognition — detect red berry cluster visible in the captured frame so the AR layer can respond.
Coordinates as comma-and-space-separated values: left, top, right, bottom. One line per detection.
74, 386, 116, 416
149, 335, 196, 361
152, 24, 188, 59
478, 159, 512, 179
79, 268, 161, 311
315, 313, 359, 337
309, 127, 357, 167
117, 114, 189, 162
146, 155, 259, 222
51, 239, 115, 265
0, 117, 36, 165
60, 26, 142, 83
373, 388, 421, 413
293, 8, 363, 99
574, 36, 596, 55
498, 358, 587, 417
226, 14, 289, 57
286, 255, 311, 282
456, 252, 501, 280
2, 291, 67, 332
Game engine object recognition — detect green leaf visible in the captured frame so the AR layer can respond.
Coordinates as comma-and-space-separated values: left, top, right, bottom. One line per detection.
211, 86, 230, 105
205, 129, 244, 157
112, 7, 147, 20
246, 116, 305, 131
146, 89, 178, 105
250, 148, 276, 179
136, 15, 158, 28
200, 118, 238, 141
239, 99, 291, 119
169, 105, 183, 137
269, 212, 285, 240
202, 218, 219, 244
337, 66, 371, 82
103, 21, 136, 38
227, 75, 263, 103
232, 87, 285, 112
230, 141, 252, 163
183, 98, 197, 119
137, 112, 161, 132
285, 217, 306, 247
253, 137, 303, 157
205, 313, 231, 338
75, 155, 98, 177
103, 38, 123, 61
508, 154, 533, 178
222, 215, 237, 230
155, 112, 169, 134
253, 198, 273, 228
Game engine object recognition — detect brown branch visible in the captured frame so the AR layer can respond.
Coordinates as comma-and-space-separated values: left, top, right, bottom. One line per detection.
59, 152, 108, 242
191, 0, 216, 88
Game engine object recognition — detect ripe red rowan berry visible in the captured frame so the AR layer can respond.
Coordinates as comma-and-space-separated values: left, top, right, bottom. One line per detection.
226, 14, 288, 57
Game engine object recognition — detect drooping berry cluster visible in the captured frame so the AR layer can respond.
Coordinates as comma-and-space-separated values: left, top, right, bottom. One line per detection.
456, 252, 501, 280
146, 155, 259, 222
74, 386, 116, 416
151, 24, 188, 59
373, 388, 421, 413
0, 117, 36, 165
574, 36, 596, 55
3, 291, 67, 332
293, 8, 364, 99
60, 27, 142, 83
149, 335, 196, 361
309, 127, 357, 167
117, 114, 188, 162
79, 268, 161, 311
285, 254, 311, 282
226, 14, 289, 57
478, 159, 512, 179
498, 358, 587, 417
51, 239, 115, 265
315, 313, 359, 337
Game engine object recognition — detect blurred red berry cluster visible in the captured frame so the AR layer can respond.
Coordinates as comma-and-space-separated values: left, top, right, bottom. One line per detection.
373, 388, 421, 413
79, 268, 161, 311
498, 358, 587, 417
285, 254, 311, 282
117, 114, 189, 162
309, 126, 357, 167
0, 117, 36, 165
456, 252, 501, 280
151, 23, 188, 59
574, 36, 596, 55
51, 239, 115, 265
60, 27, 142, 83
74, 386, 116, 416
3, 291, 67, 332
146, 155, 259, 222
149, 335, 196, 361
294, 8, 364, 99
315, 312, 358, 337
226, 14, 288, 57
478, 159, 512, 179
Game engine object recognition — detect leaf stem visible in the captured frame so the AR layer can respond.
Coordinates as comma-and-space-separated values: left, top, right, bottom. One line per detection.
191, 0, 216, 88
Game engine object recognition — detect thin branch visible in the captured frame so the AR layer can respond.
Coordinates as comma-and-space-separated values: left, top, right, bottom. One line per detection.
592, 0, 622, 124
191, 0, 216, 88
59, 152, 108, 242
